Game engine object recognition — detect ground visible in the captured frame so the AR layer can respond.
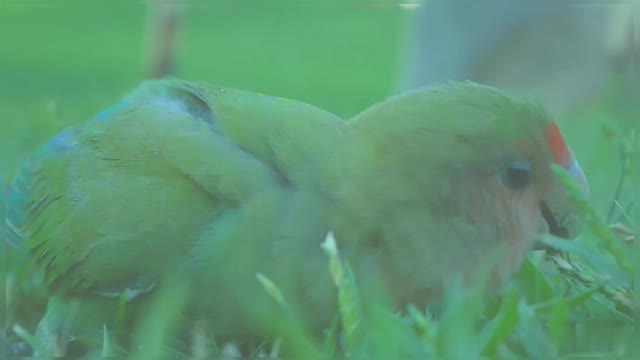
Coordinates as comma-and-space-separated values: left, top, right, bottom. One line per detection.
1, 1, 635, 358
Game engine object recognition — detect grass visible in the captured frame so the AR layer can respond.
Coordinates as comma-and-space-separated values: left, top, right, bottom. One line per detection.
1, 1, 636, 358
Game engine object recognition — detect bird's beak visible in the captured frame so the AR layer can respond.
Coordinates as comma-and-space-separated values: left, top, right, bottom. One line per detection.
538, 150, 589, 242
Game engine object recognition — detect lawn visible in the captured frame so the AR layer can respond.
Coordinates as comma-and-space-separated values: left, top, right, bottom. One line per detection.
1, 1, 636, 358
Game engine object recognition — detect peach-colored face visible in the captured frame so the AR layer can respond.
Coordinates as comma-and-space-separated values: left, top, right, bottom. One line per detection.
481, 173, 542, 291
467, 120, 588, 292
352, 114, 589, 308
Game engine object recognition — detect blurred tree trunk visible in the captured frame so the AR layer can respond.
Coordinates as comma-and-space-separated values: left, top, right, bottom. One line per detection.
145, 1, 184, 79
399, 0, 637, 116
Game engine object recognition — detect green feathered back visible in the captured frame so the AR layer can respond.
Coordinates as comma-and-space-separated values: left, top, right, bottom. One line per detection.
6, 79, 343, 296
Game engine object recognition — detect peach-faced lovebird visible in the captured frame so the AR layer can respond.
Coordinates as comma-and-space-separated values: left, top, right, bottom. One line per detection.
6, 80, 588, 356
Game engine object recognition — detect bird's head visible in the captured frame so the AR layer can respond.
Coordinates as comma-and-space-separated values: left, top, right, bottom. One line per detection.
339, 82, 588, 299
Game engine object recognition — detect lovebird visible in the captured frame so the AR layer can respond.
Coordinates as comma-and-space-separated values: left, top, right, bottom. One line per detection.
6, 80, 588, 356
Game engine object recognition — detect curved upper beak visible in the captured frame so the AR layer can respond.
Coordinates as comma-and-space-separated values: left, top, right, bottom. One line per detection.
564, 153, 589, 195
537, 150, 589, 244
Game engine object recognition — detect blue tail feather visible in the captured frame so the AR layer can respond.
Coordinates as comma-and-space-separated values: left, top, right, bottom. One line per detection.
5, 129, 78, 249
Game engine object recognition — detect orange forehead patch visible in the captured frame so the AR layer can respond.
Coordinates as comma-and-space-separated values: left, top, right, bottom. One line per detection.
545, 121, 570, 165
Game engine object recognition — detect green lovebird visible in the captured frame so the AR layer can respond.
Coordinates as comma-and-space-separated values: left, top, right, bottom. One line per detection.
6, 79, 588, 356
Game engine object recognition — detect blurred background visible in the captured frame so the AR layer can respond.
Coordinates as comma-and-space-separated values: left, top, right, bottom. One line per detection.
0, 0, 637, 205
1, 0, 637, 355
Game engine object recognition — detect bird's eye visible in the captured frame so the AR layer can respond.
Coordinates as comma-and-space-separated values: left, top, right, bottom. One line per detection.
500, 161, 532, 189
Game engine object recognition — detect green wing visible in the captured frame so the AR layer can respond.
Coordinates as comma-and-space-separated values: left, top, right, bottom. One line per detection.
6, 79, 342, 296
